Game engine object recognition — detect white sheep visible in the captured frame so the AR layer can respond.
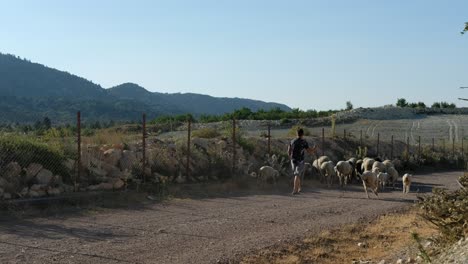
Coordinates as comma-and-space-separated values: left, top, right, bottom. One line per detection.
386, 167, 399, 189
257, 166, 280, 186
402, 173, 413, 194
377, 172, 389, 191
355, 159, 364, 176
313, 156, 331, 182
382, 160, 394, 171
372, 161, 386, 173
362, 158, 375, 172
360, 171, 379, 199
320, 161, 336, 187
334, 161, 353, 188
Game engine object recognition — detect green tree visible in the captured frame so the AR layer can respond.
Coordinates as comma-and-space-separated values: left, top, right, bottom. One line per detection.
396, 98, 408, 107
416, 102, 426, 108
346, 101, 353, 110
462, 22, 468, 34
432, 102, 441, 108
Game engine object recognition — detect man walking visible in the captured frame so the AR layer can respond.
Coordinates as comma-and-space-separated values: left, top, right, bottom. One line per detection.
288, 128, 317, 195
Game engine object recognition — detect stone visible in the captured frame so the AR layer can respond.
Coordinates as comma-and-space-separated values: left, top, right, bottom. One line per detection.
89, 167, 108, 178
396, 259, 403, 264
25, 163, 43, 181
30, 184, 46, 192
0, 187, 3, 196
98, 182, 114, 190
19, 187, 29, 197
119, 150, 137, 172
357, 242, 367, 248
175, 174, 186, 184
103, 148, 122, 167
63, 159, 75, 171
3, 193, 12, 200
101, 163, 122, 178
378, 260, 386, 264
29, 189, 46, 198
113, 179, 125, 189
36, 169, 53, 185
60, 184, 74, 193
47, 187, 61, 196
3, 162, 22, 181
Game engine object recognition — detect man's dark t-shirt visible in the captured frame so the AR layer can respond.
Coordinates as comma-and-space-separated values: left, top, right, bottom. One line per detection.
290, 138, 309, 163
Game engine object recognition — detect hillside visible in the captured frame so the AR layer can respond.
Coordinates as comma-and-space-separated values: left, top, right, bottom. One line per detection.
0, 53, 291, 123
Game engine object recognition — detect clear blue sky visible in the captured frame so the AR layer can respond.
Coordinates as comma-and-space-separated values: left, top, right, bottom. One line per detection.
1, 0, 468, 110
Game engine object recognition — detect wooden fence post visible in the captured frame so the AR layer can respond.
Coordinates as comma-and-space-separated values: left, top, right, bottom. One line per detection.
76, 111, 81, 192
390, 135, 394, 159
186, 117, 192, 178
232, 118, 236, 172
267, 122, 271, 156
322, 127, 325, 156
406, 137, 410, 162
377, 133, 380, 158
142, 113, 147, 182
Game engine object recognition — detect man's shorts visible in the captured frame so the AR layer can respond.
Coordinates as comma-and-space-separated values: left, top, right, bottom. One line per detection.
291, 160, 305, 181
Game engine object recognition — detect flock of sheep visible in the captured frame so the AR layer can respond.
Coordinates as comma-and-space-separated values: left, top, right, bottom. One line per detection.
255, 156, 413, 199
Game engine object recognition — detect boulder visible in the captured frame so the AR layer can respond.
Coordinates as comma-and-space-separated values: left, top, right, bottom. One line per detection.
19, 187, 29, 197
60, 184, 74, 193
113, 179, 125, 189
175, 174, 186, 184
87, 182, 113, 191
25, 163, 43, 182
120, 150, 138, 172
89, 167, 108, 178
103, 148, 122, 167
101, 163, 122, 178
3, 193, 12, 200
63, 159, 75, 171
3, 162, 22, 181
30, 184, 47, 192
0, 187, 4, 196
47, 187, 61, 196
36, 169, 54, 185
29, 189, 46, 198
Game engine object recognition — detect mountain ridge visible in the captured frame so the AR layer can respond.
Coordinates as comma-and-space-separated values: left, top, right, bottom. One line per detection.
0, 53, 291, 123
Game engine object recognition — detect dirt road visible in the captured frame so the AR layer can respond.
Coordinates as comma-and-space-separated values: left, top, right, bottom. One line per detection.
0, 171, 461, 264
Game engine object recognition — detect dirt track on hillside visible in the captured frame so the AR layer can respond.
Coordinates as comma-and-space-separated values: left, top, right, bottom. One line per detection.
0, 171, 461, 264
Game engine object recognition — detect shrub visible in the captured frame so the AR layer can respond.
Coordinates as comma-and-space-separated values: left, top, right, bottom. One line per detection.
0, 136, 70, 182
192, 128, 220, 139
418, 182, 467, 244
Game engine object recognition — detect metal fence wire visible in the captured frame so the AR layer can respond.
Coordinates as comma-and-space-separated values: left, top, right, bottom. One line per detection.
0, 111, 465, 200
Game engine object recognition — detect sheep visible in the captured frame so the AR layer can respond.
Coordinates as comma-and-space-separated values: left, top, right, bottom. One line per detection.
392, 159, 403, 171
320, 161, 336, 187
382, 160, 394, 171
402, 173, 413, 194
362, 158, 375, 172
347, 158, 358, 183
334, 161, 353, 188
313, 156, 331, 182
360, 171, 379, 199
372, 161, 386, 173
377, 172, 389, 191
257, 166, 280, 187
386, 167, 399, 189
355, 159, 364, 177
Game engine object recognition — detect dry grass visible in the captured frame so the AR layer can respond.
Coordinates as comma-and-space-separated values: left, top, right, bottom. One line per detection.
82, 129, 137, 146
241, 209, 436, 264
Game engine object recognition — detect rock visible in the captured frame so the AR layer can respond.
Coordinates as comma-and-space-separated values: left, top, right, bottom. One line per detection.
101, 163, 122, 178
4, 162, 22, 181
47, 187, 61, 196
19, 187, 28, 197
113, 179, 125, 189
29, 189, 46, 198
378, 260, 386, 264
99, 182, 114, 190
415, 256, 423, 263
36, 169, 53, 185
103, 148, 122, 167
25, 163, 43, 181
175, 174, 186, 184
0, 178, 7, 188
87, 184, 101, 191
406, 257, 414, 263
358, 242, 367, 248
396, 259, 403, 264
3, 193, 12, 200
51, 175, 63, 186
61, 184, 74, 193
120, 150, 137, 172
89, 167, 108, 178
30, 184, 46, 191
0, 187, 3, 196
63, 159, 75, 171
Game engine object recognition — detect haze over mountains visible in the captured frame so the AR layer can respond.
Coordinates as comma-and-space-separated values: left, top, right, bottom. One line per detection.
0, 53, 291, 123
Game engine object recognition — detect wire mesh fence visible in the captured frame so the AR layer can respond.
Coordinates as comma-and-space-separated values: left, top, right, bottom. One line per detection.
0, 111, 466, 200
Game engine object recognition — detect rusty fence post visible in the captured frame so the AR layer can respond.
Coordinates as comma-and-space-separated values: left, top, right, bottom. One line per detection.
344, 129, 346, 141
232, 118, 236, 173
76, 111, 81, 192
442, 139, 445, 154
462, 137, 465, 160
186, 117, 192, 178
267, 122, 271, 156
142, 113, 147, 182
322, 127, 325, 156
390, 135, 394, 159
432, 138, 435, 153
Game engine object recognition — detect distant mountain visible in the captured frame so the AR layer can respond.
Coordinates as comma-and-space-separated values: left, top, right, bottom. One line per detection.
0, 53, 291, 123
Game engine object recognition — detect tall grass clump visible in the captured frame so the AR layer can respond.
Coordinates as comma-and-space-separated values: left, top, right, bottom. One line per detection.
192, 128, 220, 139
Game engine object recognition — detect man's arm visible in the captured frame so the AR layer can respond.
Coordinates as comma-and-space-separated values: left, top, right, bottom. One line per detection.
288, 144, 292, 159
